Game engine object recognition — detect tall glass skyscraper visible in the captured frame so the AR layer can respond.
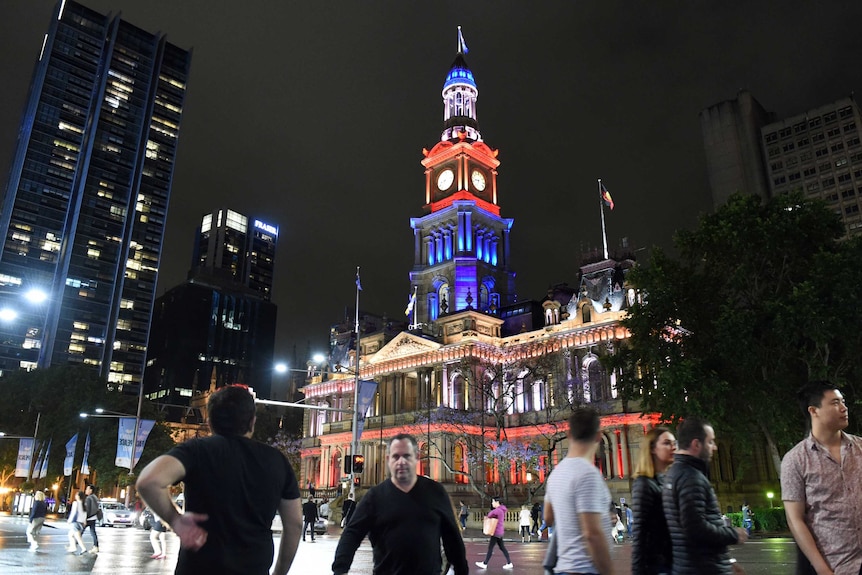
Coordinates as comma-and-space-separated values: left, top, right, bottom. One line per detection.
0, 0, 191, 392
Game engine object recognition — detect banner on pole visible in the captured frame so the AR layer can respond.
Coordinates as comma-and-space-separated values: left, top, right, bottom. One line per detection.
354, 380, 378, 440
81, 431, 91, 475
15, 438, 34, 478
38, 438, 51, 479
64, 433, 78, 476
115, 418, 156, 470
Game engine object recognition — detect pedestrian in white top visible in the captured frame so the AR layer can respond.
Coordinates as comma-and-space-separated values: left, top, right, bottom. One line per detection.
544, 408, 614, 575
66, 491, 88, 555
519, 505, 533, 542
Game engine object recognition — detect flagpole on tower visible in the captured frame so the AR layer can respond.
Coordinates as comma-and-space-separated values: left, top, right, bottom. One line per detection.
350, 267, 362, 495
599, 179, 609, 259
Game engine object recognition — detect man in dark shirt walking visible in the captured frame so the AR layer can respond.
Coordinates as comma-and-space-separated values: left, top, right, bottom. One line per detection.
302, 498, 319, 542
663, 417, 747, 574
83, 484, 100, 554
137, 384, 303, 575
332, 433, 467, 575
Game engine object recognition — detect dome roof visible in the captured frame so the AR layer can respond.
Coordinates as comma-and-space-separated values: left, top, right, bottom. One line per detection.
443, 54, 476, 90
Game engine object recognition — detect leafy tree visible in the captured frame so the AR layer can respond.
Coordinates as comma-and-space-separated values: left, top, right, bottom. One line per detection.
267, 430, 303, 477
0, 366, 175, 496
620, 192, 862, 475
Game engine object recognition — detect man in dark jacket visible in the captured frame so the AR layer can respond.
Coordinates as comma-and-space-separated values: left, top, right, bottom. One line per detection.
302, 498, 319, 542
662, 418, 747, 575
83, 484, 100, 553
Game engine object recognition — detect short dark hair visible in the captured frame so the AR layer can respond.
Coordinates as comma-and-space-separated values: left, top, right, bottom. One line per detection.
676, 417, 709, 450
568, 408, 601, 441
86, 484, 97, 493
208, 384, 256, 436
387, 433, 418, 453
797, 381, 840, 423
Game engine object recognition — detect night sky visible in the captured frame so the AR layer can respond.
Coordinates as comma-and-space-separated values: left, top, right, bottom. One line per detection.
2, 1, 862, 364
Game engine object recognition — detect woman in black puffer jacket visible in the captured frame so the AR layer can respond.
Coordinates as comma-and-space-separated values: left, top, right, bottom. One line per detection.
631, 426, 676, 575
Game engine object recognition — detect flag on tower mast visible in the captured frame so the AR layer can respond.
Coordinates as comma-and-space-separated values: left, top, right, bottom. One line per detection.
600, 181, 615, 210
457, 26, 469, 54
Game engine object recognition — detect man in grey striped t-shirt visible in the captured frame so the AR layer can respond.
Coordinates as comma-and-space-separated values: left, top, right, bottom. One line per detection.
544, 408, 614, 575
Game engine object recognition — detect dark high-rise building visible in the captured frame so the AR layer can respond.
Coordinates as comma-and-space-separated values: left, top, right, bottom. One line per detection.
143, 209, 279, 410
189, 208, 277, 301
702, 91, 862, 237
0, 1, 191, 390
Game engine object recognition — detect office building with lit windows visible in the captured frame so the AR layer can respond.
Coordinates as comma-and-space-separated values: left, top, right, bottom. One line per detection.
143, 209, 279, 413
0, 0, 191, 390
702, 92, 862, 236
189, 208, 278, 301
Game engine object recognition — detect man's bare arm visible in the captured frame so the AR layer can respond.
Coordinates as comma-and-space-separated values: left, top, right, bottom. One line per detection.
136, 455, 209, 550
543, 501, 554, 528
271, 498, 302, 575
784, 501, 833, 575
580, 511, 614, 575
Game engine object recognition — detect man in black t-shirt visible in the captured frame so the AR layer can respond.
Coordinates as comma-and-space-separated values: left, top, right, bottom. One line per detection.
301, 499, 318, 542
137, 385, 302, 575
332, 433, 468, 575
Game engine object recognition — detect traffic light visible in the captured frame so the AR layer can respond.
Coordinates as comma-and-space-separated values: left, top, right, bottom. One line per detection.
344, 455, 353, 475
352, 454, 365, 474
353, 476, 360, 486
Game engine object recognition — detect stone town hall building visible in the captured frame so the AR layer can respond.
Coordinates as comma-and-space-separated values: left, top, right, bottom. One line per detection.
298, 36, 776, 508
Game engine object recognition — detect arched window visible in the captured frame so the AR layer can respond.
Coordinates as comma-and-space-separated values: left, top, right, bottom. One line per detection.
454, 442, 469, 484
439, 283, 450, 316
582, 304, 592, 323
451, 373, 465, 410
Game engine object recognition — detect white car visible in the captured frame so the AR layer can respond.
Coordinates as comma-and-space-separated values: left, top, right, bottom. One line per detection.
99, 502, 135, 527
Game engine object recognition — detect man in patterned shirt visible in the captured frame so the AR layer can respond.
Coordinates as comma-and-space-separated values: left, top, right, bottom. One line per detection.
544, 408, 614, 575
781, 381, 862, 575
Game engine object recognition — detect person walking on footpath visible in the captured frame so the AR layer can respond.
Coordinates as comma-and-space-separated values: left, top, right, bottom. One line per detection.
519, 504, 533, 543
340, 493, 356, 528
302, 498, 319, 542
27, 491, 48, 551
544, 408, 615, 575
741, 503, 753, 538
137, 384, 303, 575
83, 484, 100, 554
66, 490, 88, 555
149, 510, 168, 559
530, 501, 542, 536
663, 417, 747, 575
458, 500, 469, 531
781, 380, 862, 575
332, 433, 468, 575
631, 426, 676, 575
475, 496, 513, 570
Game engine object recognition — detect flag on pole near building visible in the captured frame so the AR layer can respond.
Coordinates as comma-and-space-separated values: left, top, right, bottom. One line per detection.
355, 267, 362, 291
81, 431, 91, 475
15, 438, 35, 478
38, 438, 51, 479
116, 418, 156, 470
600, 181, 615, 210
31, 440, 45, 478
405, 289, 417, 316
64, 433, 78, 476
457, 26, 469, 54
354, 380, 379, 440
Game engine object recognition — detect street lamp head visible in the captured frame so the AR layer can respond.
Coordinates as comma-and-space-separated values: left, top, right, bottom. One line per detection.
0, 308, 17, 322
95, 408, 105, 414
79, 413, 88, 418
274, 362, 288, 374
312, 353, 326, 364
24, 288, 48, 304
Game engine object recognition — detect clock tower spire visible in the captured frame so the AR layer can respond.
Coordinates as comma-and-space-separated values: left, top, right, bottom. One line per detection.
409, 29, 516, 328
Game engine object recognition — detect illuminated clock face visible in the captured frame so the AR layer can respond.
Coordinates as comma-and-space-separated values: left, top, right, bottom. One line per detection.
471, 169, 486, 191
436, 168, 454, 191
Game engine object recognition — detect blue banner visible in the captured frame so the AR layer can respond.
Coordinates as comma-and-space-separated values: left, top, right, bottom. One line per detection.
115, 418, 156, 470
354, 380, 378, 440
81, 431, 91, 475
15, 438, 34, 478
64, 433, 78, 476
38, 438, 51, 479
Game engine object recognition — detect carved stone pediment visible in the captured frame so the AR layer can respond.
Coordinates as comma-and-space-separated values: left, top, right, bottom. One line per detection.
369, 332, 441, 364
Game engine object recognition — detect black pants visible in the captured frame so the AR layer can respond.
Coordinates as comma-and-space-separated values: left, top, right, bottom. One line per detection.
302, 519, 315, 540
85, 520, 98, 547
484, 536, 511, 564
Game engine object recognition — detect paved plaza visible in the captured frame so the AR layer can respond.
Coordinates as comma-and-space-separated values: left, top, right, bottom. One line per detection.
0, 514, 799, 574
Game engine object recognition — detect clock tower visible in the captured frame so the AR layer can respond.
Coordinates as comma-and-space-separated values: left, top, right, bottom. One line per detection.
409, 30, 516, 326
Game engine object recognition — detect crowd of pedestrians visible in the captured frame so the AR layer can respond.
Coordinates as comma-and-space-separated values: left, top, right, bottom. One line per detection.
16, 379, 857, 575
